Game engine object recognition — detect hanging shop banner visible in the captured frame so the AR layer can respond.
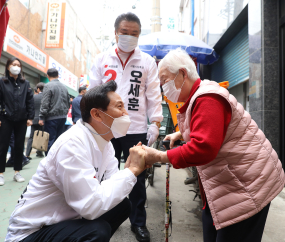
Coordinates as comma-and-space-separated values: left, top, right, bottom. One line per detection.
48, 56, 78, 91
45, 1, 66, 48
3, 26, 48, 73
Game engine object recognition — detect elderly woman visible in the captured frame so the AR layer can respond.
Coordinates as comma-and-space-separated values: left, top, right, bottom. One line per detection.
142, 49, 285, 242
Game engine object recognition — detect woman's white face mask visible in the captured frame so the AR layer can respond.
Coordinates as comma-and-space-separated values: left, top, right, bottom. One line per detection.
162, 72, 186, 103
9, 66, 21, 76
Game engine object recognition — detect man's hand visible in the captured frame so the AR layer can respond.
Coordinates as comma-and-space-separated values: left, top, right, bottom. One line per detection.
126, 146, 146, 177
163, 131, 182, 149
39, 120, 44, 126
0, 121, 1, 127
125, 142, 142, 169
27, 120, 33, 126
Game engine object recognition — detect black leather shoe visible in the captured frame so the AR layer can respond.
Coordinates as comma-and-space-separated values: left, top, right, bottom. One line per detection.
22, 158, 30, 167
131, 226, 150, 242
36, 153, 44, 158
26, 156, 32, 160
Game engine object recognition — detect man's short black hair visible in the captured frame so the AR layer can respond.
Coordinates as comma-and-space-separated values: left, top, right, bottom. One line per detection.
80, 81, 117, 122
79, 85, 87, 94
47, 68, 59, 78
114, 12, 141, 32
36, 82, 45, 92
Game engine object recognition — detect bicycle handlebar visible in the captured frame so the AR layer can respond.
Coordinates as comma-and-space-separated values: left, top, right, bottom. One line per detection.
162, 140, 183, 150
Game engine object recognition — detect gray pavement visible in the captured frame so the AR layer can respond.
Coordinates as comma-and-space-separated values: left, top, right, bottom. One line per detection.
0, 154, 285, 242
0, 153, 42, 240
111, 165, 203, 242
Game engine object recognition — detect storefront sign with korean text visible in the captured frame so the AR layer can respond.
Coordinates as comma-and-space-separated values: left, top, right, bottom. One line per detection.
3, 26, 48, 72
49, 56, 78, 91
45, 1, 66, 48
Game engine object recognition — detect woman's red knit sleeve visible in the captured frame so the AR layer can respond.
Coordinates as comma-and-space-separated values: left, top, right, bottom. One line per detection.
167, 94, 232, 169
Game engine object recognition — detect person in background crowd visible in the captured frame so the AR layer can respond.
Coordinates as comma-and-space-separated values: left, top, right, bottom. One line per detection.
142, 48, 285, 242
34, 87, 38, 95
0, 57, 34, 186
89, 12, 163, 242
64, 96, 74, 131
72, 85, 87, 124
39, 68, 70, 155
26, 82, 45, 159
5, 81, 146, 242
6, 132, 30, 168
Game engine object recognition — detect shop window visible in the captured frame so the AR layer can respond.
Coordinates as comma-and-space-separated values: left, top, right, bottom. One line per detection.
0, 63, 5, 77
75, 37, 82, 61
19, 0, 29, 8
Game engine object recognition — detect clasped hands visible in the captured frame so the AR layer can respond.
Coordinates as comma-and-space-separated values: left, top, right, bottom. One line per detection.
124, 131, 182, 176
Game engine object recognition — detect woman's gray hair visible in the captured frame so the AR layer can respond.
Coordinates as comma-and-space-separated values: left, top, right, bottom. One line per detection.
158, 48, 200, 81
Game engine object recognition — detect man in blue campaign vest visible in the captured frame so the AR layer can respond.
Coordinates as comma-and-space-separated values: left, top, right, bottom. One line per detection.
89, 12, 163, 242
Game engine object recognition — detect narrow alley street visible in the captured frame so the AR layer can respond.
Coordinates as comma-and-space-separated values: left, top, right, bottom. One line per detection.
111, 165, 203, 242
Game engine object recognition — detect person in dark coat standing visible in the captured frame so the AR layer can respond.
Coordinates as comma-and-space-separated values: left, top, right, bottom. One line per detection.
72, 85, 87, 124
25, 82, 45, 159
39, 68, 70, 155
0, 57, 34, 186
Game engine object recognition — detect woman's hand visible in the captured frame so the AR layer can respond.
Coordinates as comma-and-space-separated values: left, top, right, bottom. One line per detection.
27, 120, 33, 126
163, 131, 182, 149
142, 145, 160, 167
142, 145, 170, 167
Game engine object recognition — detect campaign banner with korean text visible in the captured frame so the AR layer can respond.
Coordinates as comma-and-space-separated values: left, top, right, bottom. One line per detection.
3, 26, 48, 73
45, 1, 66, 48
48, 56, 78, 91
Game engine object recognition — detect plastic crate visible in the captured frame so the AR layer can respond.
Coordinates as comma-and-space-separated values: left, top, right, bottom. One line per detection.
159, 102, 174, 136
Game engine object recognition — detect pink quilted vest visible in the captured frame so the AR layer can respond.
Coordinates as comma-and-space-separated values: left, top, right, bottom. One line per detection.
177, 80, 285, 230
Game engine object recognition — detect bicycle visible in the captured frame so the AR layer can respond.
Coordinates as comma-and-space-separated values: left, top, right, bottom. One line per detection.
145, 136, 163, 187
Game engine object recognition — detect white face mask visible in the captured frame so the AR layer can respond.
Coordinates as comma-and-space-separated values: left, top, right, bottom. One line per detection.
101, 111, 131, 138
162, 73, 185, 103
9, 66, 21, 75
116, 34, 138, 52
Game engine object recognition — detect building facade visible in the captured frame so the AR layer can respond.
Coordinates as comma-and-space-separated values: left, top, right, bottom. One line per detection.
0, 0, 100, 97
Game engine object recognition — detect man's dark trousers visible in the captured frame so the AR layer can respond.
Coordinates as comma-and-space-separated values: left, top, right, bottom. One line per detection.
44, 118, 66, 155
21, 198, 132, 242
25, 124, 43, 157
111, 133, 147, 227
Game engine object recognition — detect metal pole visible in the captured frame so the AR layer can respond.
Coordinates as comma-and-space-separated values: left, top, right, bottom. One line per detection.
165, 163, 170, 241
151, 0, 161, 33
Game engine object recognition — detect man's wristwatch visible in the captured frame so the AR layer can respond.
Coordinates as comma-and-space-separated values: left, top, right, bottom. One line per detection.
152, 122, 161, 128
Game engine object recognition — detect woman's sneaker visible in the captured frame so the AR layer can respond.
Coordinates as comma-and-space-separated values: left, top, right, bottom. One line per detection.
13, 173, 25, 183
0, 175, 4, 186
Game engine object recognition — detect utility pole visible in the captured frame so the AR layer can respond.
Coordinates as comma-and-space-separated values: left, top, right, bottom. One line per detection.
150, 0, 161, 33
